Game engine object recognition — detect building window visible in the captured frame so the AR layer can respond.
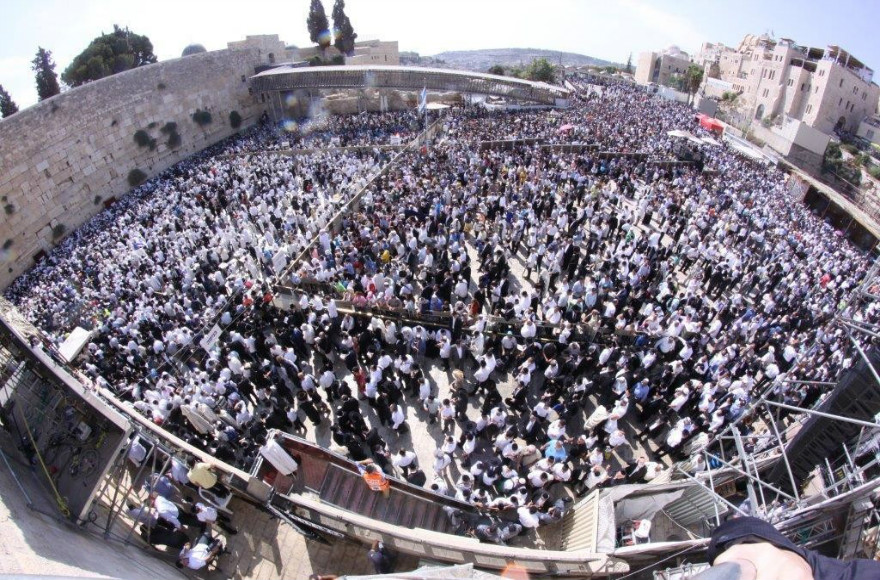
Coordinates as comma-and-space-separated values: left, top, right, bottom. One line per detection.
763, 88, 770, 97
787, 79, 793, 86
839, 79, 844, 88
801, 83, 806, 91
839, 98, 843, 106
815, 86, 819, 93
819, 69, 825, 76
806, 104, 813, 114
854, 86, 859, 95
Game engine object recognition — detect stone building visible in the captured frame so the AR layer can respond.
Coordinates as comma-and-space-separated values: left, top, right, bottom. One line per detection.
634, 46, 691, 87
858, 115, 880, 147
706, 34, 880, 135
296, 39, 399, 66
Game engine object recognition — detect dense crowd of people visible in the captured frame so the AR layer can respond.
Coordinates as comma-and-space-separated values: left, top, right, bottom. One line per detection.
6, 75, 876, 545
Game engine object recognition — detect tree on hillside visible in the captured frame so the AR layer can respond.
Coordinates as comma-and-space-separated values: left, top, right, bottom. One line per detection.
307, 0, 331, 50
62, 25, 157, 87
182, 44, 207, 57
523, 58, 556, 83
0, 85, 19, 118
625, 53, 633, 74
332, 0, 357, 56
487, 65, 505, 76
32, 47, 61, 101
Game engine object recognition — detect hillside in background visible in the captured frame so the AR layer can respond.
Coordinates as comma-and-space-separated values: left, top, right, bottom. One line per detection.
401, 47, 617, 72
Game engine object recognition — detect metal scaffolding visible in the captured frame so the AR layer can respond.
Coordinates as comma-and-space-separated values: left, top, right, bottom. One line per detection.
668, 255, 880, 561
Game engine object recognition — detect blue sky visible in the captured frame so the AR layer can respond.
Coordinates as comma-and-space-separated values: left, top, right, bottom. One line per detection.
1, 0, 879, 108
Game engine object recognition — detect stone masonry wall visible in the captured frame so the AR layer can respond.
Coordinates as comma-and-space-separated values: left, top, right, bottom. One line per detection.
0, 47, 269, 289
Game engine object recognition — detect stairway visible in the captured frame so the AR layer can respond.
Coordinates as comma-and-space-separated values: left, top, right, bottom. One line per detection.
838, 498, 876, 560
318, 464, 453, 533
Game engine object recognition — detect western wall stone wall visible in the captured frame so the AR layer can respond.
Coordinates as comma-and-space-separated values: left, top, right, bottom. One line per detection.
0, 47, 270, 289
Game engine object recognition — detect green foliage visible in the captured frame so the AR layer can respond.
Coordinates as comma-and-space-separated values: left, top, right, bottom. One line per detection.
824, 142, 863, 185
684, 64, 704, 95
181, 44, 207, 57
487, 65, 505, 76
0, 84, 18, 118
192, 109, 212, 126
51, 224, 66, 239
133, 129, 150, 146
132, 129, 156, 150
625, 53, 633, 75
160, 121, 181, 148
721, 91, 738, 102
603, 65, 618, 74
128, 168, 147, 187
856, 153, 871, 167
869, 165, 880, 180
229, 110, 242, 129
32, 47, 61, 101
837, 162, 862, 185
330, 54, 345, 65
332, 0, 357, 56
825, 142, 842, 161
841, 143, 860, 155
307, 0, 331, 49
522, 58, 556, 82
62, 26, 157, 87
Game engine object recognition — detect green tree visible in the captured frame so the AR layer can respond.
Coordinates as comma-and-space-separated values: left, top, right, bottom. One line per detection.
684, 63, 704, 103
487, 65, 505, 76
523, 58, 556, 82
625, 53, 633, 74
62, 25, 157, 87
332, 0, 357, 56
181, 44, 207, 57
307, 0, 331, 50
32, 47, 61, 101
0, 85, 18, 118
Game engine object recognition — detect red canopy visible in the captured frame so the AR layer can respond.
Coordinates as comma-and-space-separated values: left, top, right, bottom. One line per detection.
699, 115, 724, 134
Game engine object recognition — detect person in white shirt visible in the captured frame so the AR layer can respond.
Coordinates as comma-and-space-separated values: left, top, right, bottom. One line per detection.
608, 429, 629, 449
393, 449, 418, 476
390, 404, 406, 431
518, 505, 541, 529
432, 450, 451, 475
178, 532, 223, 570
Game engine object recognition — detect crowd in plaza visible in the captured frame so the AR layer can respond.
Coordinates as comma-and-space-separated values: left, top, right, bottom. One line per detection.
6, 75, 877, 545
